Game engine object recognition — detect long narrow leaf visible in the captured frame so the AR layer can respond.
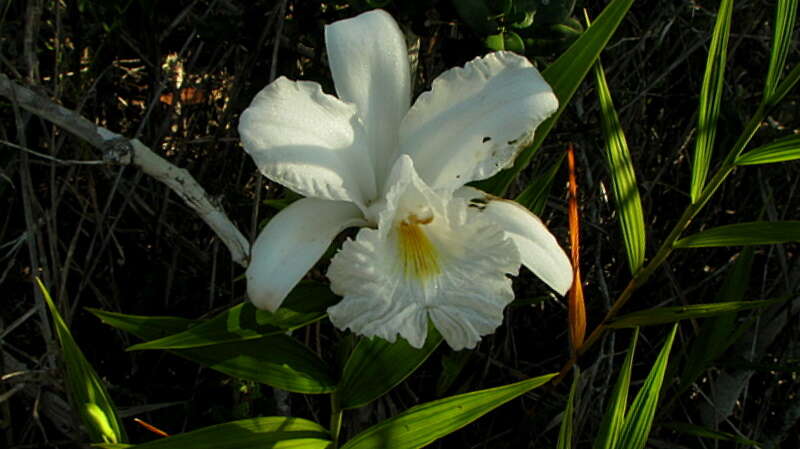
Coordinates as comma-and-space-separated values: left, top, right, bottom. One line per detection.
608, 298, 783, 328
764, 0, 799, 102
38, 279, 127, 444
557, 368, 581, 449
479, 0, 634, 195
90, 309, 336, 393
662, 422, 761, 447
120, 417, 331, 449
690, 0, 733, 203
735, 135, 800, 165
593, 328, 638, 449
674, 221, 800, 248
592, 59, 646, 273
340, 374, 556, 449
514, 153, 565, 215
615, 324, 678, 449
336, 327, 442, 410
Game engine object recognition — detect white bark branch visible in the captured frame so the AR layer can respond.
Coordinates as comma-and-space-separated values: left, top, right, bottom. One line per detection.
0, 73, 251, 266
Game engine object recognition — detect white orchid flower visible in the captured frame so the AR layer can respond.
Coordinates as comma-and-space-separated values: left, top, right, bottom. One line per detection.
238, 9, 572, 350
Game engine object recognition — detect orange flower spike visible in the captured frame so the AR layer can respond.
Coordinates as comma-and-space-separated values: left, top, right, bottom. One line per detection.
133, 418, 170, 438
567, 144, 586, 354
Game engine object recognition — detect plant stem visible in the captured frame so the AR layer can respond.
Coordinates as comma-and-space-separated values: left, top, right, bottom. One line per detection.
330, 395, 343, 449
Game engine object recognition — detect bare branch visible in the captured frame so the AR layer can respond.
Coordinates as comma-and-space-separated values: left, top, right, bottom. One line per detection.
0, 73, 251, 266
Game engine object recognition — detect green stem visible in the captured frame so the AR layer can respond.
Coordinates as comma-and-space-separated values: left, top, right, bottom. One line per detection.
330, 394, 343, 449
555, 100, 768, 382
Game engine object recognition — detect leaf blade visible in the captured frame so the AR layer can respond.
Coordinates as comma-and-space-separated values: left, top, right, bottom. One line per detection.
674, 221, 800, 248
734, 135, 800, 165
764, 0, 799, 102
592, 328, 638, 449
608, 299, 783, 328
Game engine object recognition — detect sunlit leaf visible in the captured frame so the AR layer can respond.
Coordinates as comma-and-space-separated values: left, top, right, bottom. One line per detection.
734, 135, 800, 165
123, 417, 331, 449
336, 326, 442, 410
90, 309, 336, 394
38, 279, 127, 444
690, 0, 733, 203
592, 59, 646, 273
615, 324, 678, 449
128, 283, 337, 350
592, 328, 638, 449
674, 221, 800, 248
340, 374, 556, 449
764, 0, 798, 102
479, 0, 634, 195
608, 299, 783, 328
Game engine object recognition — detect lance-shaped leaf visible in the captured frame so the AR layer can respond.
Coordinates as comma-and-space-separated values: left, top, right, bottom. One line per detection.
109, 417, 331, 449
340, 373, 556, 449
38, 279, 127, 444
607, 298, 784, 328
129, 283, 337, 350
592, 59, 646, 274
514, 153, 565, 216
764, 0, 798, 102
661, 422, 761, 447
593, 329, 638, 449
557, 368, 581, 449
90, 309, 336, 394
690, 0, 733, 203
336, 326, 442, 410
479, 0, 634, 195
615, 324, 678, 449
735, 135, 800, 165
674, 221, 800, 248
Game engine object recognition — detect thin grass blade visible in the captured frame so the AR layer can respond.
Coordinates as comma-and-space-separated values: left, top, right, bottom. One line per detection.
557, 367, 581, 449
615, 324, 678, 449
38, 278, 127, 444
690, 0, 733, 203
764, 0, 798, 102
592, 328, 638, 449
735, 135, 800, 165
674, 221, 800, 248
514, 152, 565, 216
607, 298, 784, 328
340, 374, 556, 449
662, 422, 761, 447
592, 59, 646, 273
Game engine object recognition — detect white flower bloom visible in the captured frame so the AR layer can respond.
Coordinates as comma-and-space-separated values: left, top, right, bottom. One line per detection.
238, 9, 572, 350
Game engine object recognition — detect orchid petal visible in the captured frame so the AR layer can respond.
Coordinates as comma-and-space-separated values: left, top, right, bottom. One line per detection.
400, 51, 557, 191
325, 9, 411, 182
246, 198, 365, 311
239, 77, 376, 207
480, 198, 573, 295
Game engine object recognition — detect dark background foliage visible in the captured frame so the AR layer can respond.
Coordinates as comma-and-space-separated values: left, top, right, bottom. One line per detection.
1, 0, 798, 448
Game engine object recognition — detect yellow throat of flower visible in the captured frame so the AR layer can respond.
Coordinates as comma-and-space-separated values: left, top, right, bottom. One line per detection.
397, 214, 441, 281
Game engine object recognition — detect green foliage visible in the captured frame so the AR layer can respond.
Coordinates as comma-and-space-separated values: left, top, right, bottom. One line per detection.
336, 326, 442, 410
764, 0, 798, 103
556, 367, 580, 449
91, 309, 336, 394
128, 282, 337, 350
514, 152, 564, 216
592, 329, 638, 449
339, 373, 556, 449
481, 0, 635, 195
735, 135, 800, 165
674, 221, 800, 247
39, 279, 127, 444
662, 422, 761, 447
607, 299, 783, 328
118, 417, 331, 449
592, 57, 646, 274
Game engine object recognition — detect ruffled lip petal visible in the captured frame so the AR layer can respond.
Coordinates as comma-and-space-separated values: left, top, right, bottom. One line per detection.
479, 197, 573, 296
325, 9, 411, 183
246, 198, 365, 311
400, 51, 558, 192
238, 77, 376, 208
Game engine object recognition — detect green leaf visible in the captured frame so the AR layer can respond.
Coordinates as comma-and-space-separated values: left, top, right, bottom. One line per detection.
615, 324, 678, 449
661, 422, 761, 447
451, 0, 498, 35
690, 0, 733, 203
38, 279, 127, 444
514, 153, 565, 216
608, 299, 782, 328
90, 309, 336, 393
125, 417, 331, 449
340, 373, 556, 449
770, 62, 800, 106
556, 367, 580, 449
128, 283, 337, 350
478, 0, 634, 195
87, 308, 194, 339
436, 351, 472, 396
336, 326, 442, 410
484, 31, 525, 53
592, 58, 646, 274
674, 221, 800, 248
735, 135, 800, 165
593, 328, 638, 449
764, 0, 798, 102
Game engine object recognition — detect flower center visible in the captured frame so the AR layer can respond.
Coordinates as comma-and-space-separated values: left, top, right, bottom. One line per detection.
397, 214, 440, 281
